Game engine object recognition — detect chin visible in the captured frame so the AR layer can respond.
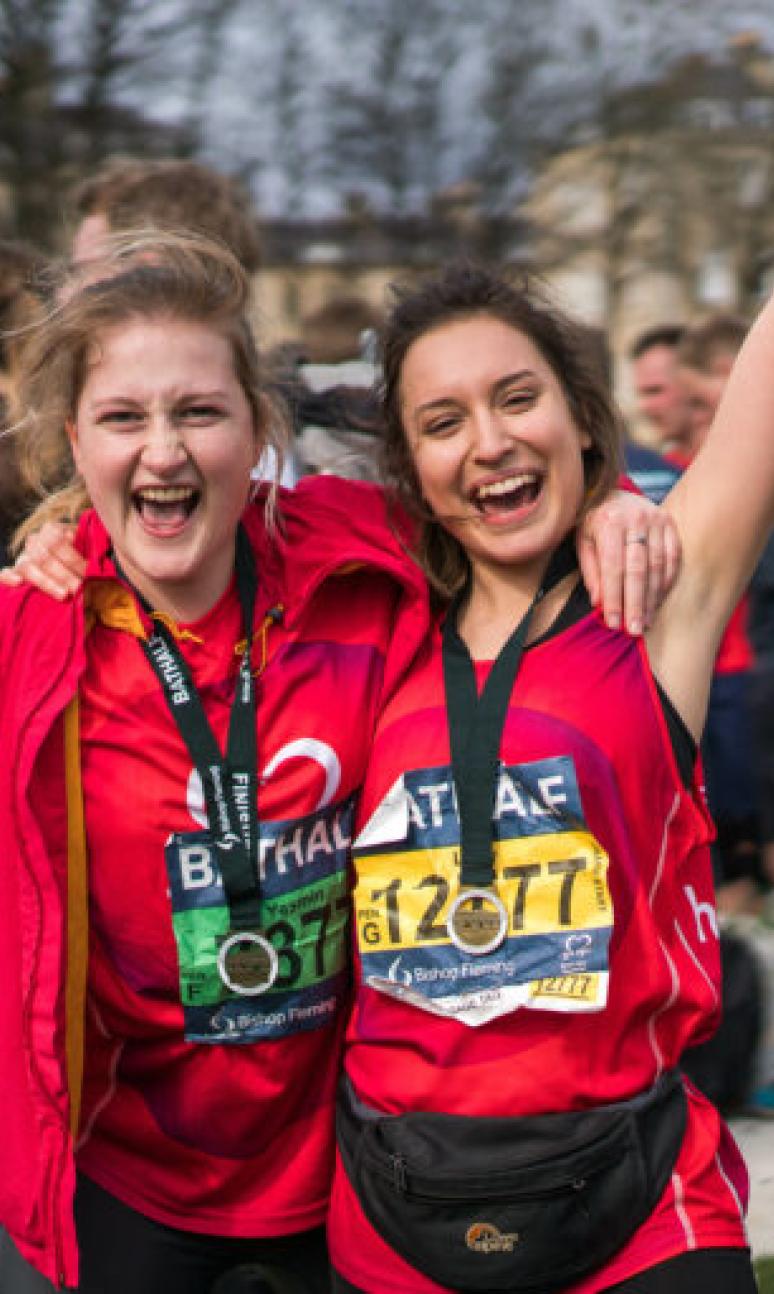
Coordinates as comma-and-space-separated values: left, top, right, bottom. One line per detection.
482, 520, 566, 565
144, 558, 199, 589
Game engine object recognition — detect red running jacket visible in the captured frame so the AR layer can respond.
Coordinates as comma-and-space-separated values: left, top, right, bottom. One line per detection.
0, 477, 428, 1288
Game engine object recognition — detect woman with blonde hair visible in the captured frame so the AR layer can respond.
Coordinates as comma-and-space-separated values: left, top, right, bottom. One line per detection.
0, 241, 676, 1293
0, 234, 433, 1294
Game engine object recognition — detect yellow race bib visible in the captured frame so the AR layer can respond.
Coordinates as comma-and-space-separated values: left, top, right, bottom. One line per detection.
354, 756, 613, 1026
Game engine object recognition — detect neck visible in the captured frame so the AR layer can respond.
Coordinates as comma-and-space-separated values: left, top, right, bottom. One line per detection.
469, 561, 543, 620
116, 556, 235, 627
137, 584, 229, 626
457, 548, 576, 660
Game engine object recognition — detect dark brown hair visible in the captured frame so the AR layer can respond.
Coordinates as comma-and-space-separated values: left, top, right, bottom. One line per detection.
677, 313, 748, 374
628, 324, 685, 361
379, 262, 623, 597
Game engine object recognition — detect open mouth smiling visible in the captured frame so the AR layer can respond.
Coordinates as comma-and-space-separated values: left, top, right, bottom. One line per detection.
471, 471, 543, 516
132, 485, 201, 528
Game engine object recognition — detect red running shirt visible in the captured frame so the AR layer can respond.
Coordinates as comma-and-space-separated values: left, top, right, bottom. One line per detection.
329, 609, 749, 1292
74, 502, 411, 1238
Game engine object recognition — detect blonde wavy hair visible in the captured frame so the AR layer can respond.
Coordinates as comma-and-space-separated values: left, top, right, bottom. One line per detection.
11, 231, 287, 553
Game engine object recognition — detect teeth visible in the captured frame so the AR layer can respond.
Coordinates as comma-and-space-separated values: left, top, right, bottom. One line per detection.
475, 473, 537, 501
136, 487, 195, 503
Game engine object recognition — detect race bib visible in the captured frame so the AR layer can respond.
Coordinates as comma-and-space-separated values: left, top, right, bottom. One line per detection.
166, 796, 353, 1042
353, 757, 613, 1026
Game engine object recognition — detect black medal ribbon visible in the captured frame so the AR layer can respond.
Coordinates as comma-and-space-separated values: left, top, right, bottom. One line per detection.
132, 525, 261, 931
442, 537, 578, 891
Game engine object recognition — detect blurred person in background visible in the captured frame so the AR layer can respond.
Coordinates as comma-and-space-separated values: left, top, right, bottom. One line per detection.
749, 536, 774, 902
677, 315, 764, 914
677, 315, 748, 461
746, 531, 774, 1132
70, 158, 263, 277
286, 296, 384, 481
622, 436, 682, 508
0, 239, 49, 565
677, 315, 774, 1117
678, 315, 774, 921
298, 296, 381, 369
629, 325, 693, 462
586, 324, 681, 506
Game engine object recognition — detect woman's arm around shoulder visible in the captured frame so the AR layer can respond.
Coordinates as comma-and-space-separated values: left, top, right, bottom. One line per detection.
0, 522, 85, 600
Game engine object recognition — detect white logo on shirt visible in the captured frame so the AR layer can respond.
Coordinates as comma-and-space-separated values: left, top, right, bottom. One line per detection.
186, 738, 342, 826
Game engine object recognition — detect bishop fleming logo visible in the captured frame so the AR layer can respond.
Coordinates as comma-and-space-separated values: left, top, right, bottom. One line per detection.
387, 955, 413, 988
465, 1222, 520, 1254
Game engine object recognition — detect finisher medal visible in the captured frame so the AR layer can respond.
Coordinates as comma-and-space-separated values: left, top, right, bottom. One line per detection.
218, 930, 278, 996
139, 528, 274, 1002
442, 542, 578, 963
447, 887, 509, 957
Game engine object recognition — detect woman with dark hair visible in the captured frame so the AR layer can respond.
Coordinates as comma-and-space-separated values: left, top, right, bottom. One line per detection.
329, 264, 763, 1293
0, 248, 679, 1294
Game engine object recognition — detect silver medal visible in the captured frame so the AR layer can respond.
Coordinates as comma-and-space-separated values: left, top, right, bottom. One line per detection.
447, 887, 509, 956
217, 930, 278, 995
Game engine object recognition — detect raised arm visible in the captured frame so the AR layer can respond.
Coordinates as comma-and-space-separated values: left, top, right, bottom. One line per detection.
647, 291, 774, 737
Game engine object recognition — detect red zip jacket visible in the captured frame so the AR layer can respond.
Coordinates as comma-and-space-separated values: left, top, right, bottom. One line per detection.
0, 477, 428, 1288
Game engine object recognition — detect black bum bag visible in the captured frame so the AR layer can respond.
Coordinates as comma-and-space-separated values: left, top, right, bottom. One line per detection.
336, 1070, 687, 1293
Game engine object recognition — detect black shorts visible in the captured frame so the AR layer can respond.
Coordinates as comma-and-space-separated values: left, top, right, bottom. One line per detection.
0, 1174, 332, 1294
74, 1174, 331, 1294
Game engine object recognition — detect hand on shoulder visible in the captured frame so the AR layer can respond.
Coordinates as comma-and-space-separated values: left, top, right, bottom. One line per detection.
0, 522, 85, 601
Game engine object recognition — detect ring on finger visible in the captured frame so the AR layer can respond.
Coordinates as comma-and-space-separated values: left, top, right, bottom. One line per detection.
625, 533, 648, 546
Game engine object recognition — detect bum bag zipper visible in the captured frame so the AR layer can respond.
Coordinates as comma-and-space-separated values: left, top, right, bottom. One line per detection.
391, 1153, 408, 1192
388, 1151, 591, 1202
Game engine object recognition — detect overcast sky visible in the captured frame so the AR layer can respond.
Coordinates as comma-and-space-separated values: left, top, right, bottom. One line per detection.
58, 0, 774, 216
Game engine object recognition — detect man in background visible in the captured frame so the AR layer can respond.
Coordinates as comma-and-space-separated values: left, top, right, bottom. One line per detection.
677, 314, 763, 913
70, 157, 262, 276
584, 324, 681, 505
677, 315, 748, 463
629, 324, 693, 461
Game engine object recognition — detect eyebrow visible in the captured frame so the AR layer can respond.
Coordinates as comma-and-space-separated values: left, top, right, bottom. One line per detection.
413, 369, 538, 416
87, 389, 231, 409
